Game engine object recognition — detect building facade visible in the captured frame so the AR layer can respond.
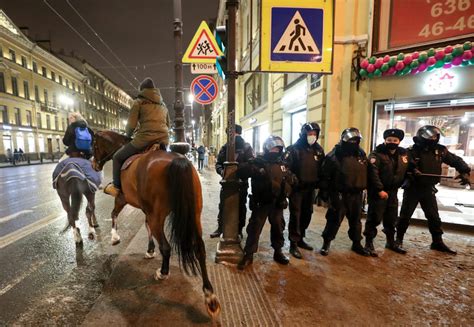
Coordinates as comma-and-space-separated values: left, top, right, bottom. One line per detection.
0, 10, 133, 161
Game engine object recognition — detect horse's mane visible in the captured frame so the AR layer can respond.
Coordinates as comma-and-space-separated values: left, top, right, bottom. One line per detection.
97, 130, 131, 143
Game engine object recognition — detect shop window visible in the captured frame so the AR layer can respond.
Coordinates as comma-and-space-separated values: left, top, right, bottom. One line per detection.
28, 134, 35, 153
34, 85, 40, 102
14, 108, 21, 125
32, 61, 38, 73
0, 105, 8, 123
9, 49, 16, 62
11, 77, 19, 96
26, 110, 32, 126
21, 56, 27, 68
38, 135, 45, 152
23, 81, 29, 99
16, 134, 25, 152
0, 72, 5, 93
36, 112, 42, 128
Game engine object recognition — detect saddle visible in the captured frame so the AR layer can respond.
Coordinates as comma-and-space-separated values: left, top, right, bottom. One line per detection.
121, 142, 167, 171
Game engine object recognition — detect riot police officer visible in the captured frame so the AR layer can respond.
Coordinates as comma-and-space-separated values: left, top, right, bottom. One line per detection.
211, 124, 254, 238
397, 125, 471, 254
319, 128, 369, 256
285, 122, 325, 259
237, 136, 296, 270
364, 129, 408, 256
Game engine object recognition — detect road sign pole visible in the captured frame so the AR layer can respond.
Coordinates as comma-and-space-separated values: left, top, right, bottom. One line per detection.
170, 0, 190, 154
216, 0, 243, 265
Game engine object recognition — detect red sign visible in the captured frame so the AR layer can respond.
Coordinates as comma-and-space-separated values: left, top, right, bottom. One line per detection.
389, 0, 474, 49
190, 75, 218, 105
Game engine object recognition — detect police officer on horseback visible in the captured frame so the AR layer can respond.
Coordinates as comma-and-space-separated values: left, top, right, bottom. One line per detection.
104, 77, 170, 197
237, 136, 297, 270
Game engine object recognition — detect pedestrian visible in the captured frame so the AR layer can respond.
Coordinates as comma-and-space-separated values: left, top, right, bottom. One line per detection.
6, 148, 12, 163
396, 125, 471, 254
197, 144, 205, 171
13, 148, 19, 163
204, 146, 209, 168
363, 128, 408, 256
210, 124, 254, 238
18, 148, 25, 161
104, 77, 170, 197
62, 112, 94, 160
319, 127, 369, 256
285, 122, 325, 259
237, 136, 296, 270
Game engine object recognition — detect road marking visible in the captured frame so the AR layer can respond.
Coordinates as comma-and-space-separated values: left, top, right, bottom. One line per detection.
0, 213, 65, 249
0, 260, 46, 296
0, 210, 34, 223
32, 199, 58, 209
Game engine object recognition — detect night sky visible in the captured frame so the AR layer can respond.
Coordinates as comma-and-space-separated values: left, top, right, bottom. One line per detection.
1, 0, 219, 115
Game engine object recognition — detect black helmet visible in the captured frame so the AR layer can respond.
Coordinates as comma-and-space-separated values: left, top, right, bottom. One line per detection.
263, 135, 285, 153
416, 125, 441, 141
341, 127, 362, 142
300, 122, 320, 138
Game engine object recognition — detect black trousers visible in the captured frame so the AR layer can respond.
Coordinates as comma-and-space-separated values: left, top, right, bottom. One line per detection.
288, 189, 314, 243
397, 185, 443, 238
217, 182, 248, 232
112, 143, 141, 188
244, 203, 285, 254
322, 192, 363, 242
364, 189, 398, 240
198, 159, 204, 170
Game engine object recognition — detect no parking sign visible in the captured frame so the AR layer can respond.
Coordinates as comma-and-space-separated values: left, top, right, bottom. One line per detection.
190, 75, 218, 105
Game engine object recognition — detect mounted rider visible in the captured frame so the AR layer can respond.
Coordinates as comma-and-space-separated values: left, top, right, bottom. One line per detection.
63, 112, 94, 159
104, 77, 170, 197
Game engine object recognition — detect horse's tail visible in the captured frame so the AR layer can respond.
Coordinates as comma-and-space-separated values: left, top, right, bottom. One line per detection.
167, 156, 200, 276
61, 178, 83, 234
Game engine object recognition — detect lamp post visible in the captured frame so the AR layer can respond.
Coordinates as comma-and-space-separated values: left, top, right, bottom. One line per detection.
191, 119, 195, 146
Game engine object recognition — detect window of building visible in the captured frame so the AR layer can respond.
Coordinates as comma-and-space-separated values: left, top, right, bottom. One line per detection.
0, 105, 8, 124
41, 66, 47, 77
36, 112, 42, 128
14, 108, 21, 125
291, 110, 307, 144
0, 46, 3, 57
9, 49, 16, 62
62, 118, 66, 131
59, 75, 63, 85
11, 77, 19, 96
44, 89, 48, 104
78, 85, 81, 93
16, 134, 25, 152
21, 56, 27, 68
51, 71, 55, 82
284, 73, 306, 88
46, 115, 51, 130
244, 74, 268, 116
52, 93, 56, 107
0, 72, 5, 93
23, 81, 29, 99
34, 85, 39, 102
72, 82, 75, 91
54, 115, 59, 130
28, 134, 35, 153
66, 79, 69, 88
26, 110, 32, 126
32, 61, 38, 73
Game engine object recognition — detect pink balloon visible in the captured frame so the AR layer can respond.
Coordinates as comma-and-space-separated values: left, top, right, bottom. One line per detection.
395, 61, 405, 71
403, 55, 413, 65
418, 63, 428, 71
410, 68, 418, 75
367, 64, 375, 73
434, 50, 445, 60
382, 71, 389, 76
383, 55, 390, 62
427, 57, 437, 66
452, 57, 463, 66
360, 59, 369, 69
445, 46, 453, 54
374, 58, 384, 68
412, 52, 419, 59
387, 67, 397, 75
443, 63, 452, 69
462, 50, 473, 60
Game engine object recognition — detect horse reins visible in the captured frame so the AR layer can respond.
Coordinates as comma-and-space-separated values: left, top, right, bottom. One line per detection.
93, 141, 123, 168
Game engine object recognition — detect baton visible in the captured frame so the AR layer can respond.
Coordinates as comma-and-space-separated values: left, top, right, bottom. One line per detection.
408, 172, 455, 179
455, 203, 474, 208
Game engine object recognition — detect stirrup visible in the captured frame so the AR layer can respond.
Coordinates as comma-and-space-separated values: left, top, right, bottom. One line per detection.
104, 183, 120, 197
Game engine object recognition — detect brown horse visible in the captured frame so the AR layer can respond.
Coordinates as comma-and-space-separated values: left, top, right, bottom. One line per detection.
91, 130, 220, 319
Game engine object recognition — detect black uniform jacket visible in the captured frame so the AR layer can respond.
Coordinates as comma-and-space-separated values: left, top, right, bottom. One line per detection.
368, 144, 409, 193
215, 135, 254, 177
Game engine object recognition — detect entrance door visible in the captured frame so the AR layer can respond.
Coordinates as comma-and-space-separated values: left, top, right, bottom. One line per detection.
47, 138, 53, 154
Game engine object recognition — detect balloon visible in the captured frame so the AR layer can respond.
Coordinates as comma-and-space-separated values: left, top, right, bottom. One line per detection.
470, 58, 474, 65
360, 59, 369, 69
463, 41, 472, 50
412, 51, 420, 59
427, 65, 435, 72
402, 66, 411, 75
434, 50, 445, 60
387, 67, 397, 75
383, 55, 390, 62
461, 61, 469, 67
434, 60, 444, 68
452, 56, 463, 65
381, 63, 389, 72
443, 63, 452, 69
368, 72, 374, 78
427, 57, 437, 66
462, 50, 473, 60
410, 59, 419, 68
369, 56, 377, 64
445, 45, 453, 54
359, 69, 368, 77
397, 53, 405, 61
444, 54, 453, 63
410, 68, 418, 75
452, 46, 463, 57
375, 58, 384, 68
388, 57, 397, 66
418, 63, 428, 71
374, 69, 382, 77
427, 48, 436, 57
403, 54, 413, 65
367, 64, 375, 73
395, 61, 405, 71
418, 52, 428, 63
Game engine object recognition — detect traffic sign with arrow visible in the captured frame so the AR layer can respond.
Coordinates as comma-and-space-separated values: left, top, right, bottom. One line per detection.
191, 63, 218, 74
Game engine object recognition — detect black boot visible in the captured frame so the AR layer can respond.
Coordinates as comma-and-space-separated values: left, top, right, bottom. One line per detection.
430, 235, 457, 255
297, 239, 314, 251
385, 234, 407, 254
273, 249, 290, 265
210, 226, 222, 238
237, 253, 253, 270
351, 241, 369, 256
289, 242, 303, 259
364, 238, 378, 257
320, 240, 331, 256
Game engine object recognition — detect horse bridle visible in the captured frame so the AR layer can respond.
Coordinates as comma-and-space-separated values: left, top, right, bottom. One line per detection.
93, 140, 122, 168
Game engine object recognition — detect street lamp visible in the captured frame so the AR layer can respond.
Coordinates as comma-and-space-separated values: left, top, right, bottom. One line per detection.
188, 93, 194, 104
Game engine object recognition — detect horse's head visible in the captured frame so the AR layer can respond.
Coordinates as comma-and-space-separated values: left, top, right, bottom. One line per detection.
92, 130, 130, 171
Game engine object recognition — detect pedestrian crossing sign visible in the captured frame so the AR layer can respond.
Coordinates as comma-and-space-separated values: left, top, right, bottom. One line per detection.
182, 21, 224, 63
260, 0, 334, 73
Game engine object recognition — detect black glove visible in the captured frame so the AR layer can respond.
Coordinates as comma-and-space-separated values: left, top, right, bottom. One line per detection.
412, 168, 422, 176
455, 173, 471, 186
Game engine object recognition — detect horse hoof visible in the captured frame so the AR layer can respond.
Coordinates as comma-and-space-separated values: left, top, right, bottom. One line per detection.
205, 293, 221, 319
75, 240, 84, 247
111, 239, 121, 246
154, 271, 169, 280
93, 224, 99, 228
144, 251, 155, 259
88, 233, 95, 240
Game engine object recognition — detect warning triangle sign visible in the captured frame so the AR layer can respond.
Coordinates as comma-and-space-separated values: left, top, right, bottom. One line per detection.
273, 11, 320, 55
182, 21, 224, 63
